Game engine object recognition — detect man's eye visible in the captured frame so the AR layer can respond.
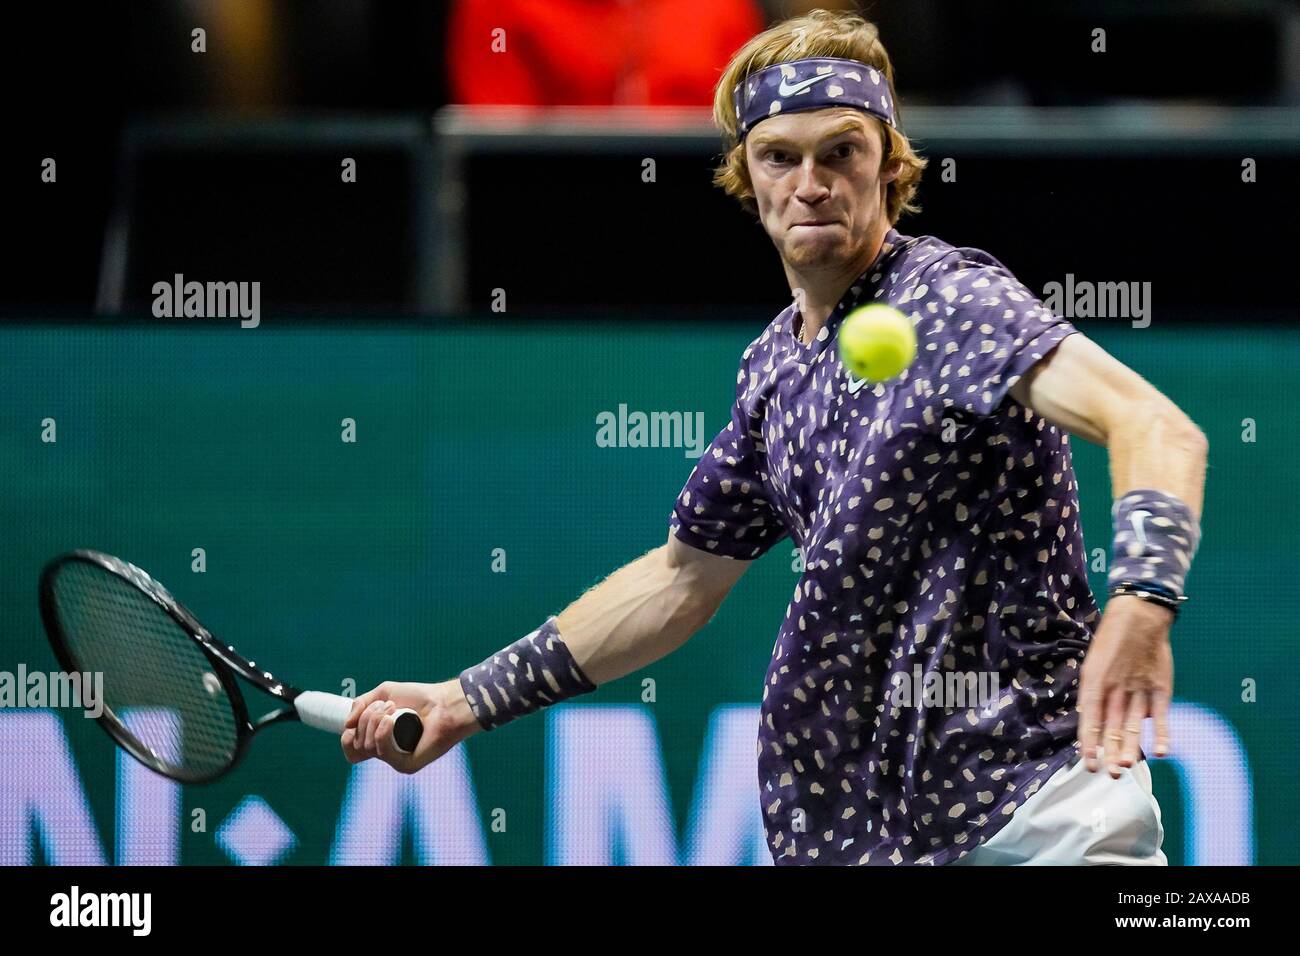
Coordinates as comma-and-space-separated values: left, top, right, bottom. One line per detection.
831, 143, 856, 159
768, 151, 791, 164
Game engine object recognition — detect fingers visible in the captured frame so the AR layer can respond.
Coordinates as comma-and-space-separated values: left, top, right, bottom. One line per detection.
341, 697, 394, 764
341, 717, 376, 764
1151, 686, 1172, 758
362, 700, 392, 752
374, 712, 417, 773
1118, 691, 1146, 770
1102, 687, 1128, 778
1077, 671, 1103, 773
1077, 600, 1174, 775
340, 727, 363, 763
345, 683, 392, 729
337, 680, 443, 774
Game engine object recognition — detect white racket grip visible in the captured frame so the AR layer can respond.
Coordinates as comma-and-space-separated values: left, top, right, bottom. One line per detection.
295, 691, 353, 734
295, 692, 423, 755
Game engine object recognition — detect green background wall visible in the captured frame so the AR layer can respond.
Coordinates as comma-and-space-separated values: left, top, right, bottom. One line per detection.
0, 320, 1293, 864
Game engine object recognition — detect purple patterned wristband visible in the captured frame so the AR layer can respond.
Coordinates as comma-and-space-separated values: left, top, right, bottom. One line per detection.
1108, 489, 1202, 598
458, 617, 597, 731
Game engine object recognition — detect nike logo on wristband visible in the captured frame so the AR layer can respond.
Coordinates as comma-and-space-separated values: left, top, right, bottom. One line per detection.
1129, 510, 1152, 550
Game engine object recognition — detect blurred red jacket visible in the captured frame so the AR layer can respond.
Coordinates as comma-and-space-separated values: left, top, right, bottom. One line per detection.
449, 0, 764, 106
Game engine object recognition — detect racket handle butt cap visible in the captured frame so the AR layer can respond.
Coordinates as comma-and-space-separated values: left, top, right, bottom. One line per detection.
390, 708, 422, 754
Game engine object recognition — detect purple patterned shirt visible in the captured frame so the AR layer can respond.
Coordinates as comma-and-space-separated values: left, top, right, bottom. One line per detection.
669, 229, 1099, 865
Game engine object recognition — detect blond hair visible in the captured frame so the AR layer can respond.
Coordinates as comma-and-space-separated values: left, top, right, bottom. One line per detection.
712, 9, 926, 224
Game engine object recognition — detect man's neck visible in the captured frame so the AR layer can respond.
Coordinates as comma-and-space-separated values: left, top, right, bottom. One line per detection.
788, 227, 890, 346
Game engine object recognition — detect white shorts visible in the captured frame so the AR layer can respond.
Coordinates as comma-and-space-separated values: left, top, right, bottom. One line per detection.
949, 748, 1167, 866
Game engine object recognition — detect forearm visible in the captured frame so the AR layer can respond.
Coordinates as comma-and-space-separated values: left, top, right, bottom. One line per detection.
1105, 400, 1208, 519
1012, 334, 1208, 517
454, 540, 739, 733
555, 544, 718, 685
348, 544, 727, 762
1100, 400, 1207, 610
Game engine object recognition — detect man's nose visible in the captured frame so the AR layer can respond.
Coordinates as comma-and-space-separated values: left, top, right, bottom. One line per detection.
793, 159, 832, 204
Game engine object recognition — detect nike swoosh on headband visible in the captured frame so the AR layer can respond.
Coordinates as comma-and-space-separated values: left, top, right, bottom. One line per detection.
777, 72, 836, 97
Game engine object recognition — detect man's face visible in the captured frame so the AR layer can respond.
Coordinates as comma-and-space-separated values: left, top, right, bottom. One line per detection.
745, 109, 900, 272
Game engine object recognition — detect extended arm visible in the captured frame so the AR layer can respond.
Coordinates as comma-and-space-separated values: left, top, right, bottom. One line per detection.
1011, 332, 1209, 775
1010, 332, 1207, 518
341, 534, 751, 772
554, 534, 751, 684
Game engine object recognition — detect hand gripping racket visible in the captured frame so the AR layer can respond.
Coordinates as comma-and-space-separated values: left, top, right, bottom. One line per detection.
39, 550, 423, 784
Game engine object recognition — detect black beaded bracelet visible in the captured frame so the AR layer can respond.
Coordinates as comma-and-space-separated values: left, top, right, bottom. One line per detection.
1108, 583, 1187, 617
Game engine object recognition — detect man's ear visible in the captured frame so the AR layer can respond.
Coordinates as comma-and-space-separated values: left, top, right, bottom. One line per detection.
875, 119, 902, 185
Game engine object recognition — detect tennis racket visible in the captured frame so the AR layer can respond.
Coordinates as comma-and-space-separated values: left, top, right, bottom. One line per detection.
39, 549, 423, 784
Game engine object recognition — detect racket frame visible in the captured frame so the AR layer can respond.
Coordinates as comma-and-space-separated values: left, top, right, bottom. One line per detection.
40, 549, 320, 784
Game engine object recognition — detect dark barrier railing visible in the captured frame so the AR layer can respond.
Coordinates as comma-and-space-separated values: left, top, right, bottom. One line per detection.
98, 106, 1300, 319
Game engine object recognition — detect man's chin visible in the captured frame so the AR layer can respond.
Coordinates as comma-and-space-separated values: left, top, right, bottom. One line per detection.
783, 236, 855, 270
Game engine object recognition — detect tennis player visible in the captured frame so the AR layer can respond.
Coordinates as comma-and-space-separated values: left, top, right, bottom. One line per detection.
344, 10, 1207, 865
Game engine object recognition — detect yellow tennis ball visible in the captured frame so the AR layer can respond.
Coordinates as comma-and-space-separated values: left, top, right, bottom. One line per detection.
837, 303, 917, 383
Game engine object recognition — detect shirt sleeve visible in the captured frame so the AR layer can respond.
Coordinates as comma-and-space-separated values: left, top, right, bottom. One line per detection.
913, 253, 1078, 418
669, 369, 788, 561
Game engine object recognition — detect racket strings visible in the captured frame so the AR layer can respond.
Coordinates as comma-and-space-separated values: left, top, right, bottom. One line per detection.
52, 561, 240, 778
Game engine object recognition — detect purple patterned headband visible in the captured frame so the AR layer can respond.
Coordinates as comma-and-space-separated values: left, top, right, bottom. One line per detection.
733, 57, 897, 140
